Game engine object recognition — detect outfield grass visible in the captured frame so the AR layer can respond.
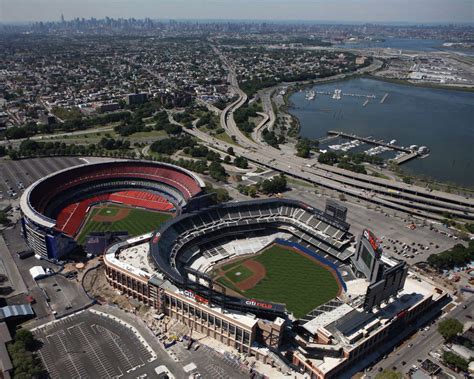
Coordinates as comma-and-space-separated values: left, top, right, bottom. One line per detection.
232, 245, 340, 318
77, 204, 172, 244
225, 265, 254, 283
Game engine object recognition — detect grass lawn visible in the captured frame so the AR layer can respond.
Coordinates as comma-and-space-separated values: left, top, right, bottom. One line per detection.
233, 244, 340, 318
216, 277, 241, 293
77, 204, 172, 244
225, 264, 254, 283
214, 131, 239, 146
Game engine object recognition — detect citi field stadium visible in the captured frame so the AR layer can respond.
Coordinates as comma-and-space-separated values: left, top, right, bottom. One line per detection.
20, 161, 448, 378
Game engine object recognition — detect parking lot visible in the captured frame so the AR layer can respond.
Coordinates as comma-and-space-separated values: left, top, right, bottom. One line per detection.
290, 187, 456, 264
0, 156, 85, 200
165, 342, 249, 379
36, 273, 92, 318
1, 223, 93, 321
32, 309, 156, 379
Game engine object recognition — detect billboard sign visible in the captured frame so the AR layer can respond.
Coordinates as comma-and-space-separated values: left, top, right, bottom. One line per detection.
363, 229, 381, 254
363, 261, 408, 310
183, 289, 209, 305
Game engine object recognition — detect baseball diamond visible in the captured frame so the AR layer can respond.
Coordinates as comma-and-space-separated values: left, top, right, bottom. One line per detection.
213, 243, 342, 318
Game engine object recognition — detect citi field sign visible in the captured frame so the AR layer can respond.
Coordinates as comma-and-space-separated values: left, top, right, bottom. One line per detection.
363, 229, 380, 252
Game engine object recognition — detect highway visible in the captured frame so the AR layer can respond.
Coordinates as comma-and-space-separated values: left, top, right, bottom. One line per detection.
207, 47, 474, 221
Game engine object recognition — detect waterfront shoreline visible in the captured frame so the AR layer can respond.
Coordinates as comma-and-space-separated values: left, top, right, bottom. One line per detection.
280, 76, 474, 191
366, 74, 474, 93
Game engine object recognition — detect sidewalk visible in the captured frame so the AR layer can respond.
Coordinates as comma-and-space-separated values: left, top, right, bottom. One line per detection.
0, 233, 27, 297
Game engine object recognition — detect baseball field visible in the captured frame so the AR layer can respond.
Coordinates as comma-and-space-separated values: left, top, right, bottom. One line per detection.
214, 244, 341, 318
76, 204, 172, 244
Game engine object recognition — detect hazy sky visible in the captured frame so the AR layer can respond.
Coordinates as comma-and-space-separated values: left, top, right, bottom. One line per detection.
1, 0, 473, 23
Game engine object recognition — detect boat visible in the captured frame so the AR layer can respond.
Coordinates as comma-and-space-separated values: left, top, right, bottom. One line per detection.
418, 146, 430, 156
332, 89, 342, 100
305, 90, 316, 101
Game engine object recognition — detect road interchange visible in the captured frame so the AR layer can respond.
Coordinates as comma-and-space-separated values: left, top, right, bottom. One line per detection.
190, 48, 474, 222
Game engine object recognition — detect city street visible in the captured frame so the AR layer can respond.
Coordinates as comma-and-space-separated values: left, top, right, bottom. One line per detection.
368, 296, 474, 377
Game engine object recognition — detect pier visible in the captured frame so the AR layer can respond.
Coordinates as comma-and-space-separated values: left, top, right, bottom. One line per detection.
326, 130, 426, 165
327, 130, 413, 153
312, 90, 376, 99
317, 134, 339, 144
392, 152, 418, 164
380, 93, 389, 104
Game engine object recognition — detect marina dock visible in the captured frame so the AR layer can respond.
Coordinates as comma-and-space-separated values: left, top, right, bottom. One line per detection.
327, 130, 412, 153
392, 152, 418, 164
326, 130, 427, 165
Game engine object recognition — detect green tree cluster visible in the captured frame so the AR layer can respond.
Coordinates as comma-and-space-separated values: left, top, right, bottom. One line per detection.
262, 129, 285, 148
260, 174, 287, 194
183, 145, 220, 162
150, 136, 195, 155
208, 161, 228, 182
98, 137, 130, 150
10, 139, 136, 160
427, 241, 474, 271
238, 174, 288, 197
438, 318, 464, 342
295, 138, 319, 158
3, 111, 132, 140
442, 351, 468, 372
234, 103, 262, 134
317, 150, 381, 174
7, 329, 42, 378
205, 183, 231, 203
234, 156, 248, 169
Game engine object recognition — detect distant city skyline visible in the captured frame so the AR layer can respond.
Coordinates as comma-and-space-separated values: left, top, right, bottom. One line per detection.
1, 0, 473, 24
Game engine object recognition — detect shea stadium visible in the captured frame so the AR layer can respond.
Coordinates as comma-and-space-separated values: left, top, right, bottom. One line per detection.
20, 160, 205, 258
20, 162, 449, 379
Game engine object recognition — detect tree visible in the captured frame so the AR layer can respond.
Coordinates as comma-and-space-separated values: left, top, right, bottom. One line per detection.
248, 186, 257, 198
295, 138, 318, 158
375, 370, 402, 379
442, 351, 468, 372
208, 161, 227, 182
234, 156, 248, 169
14, 330, 34, 350
7, 329, 42, 378
438, 318, 463, 342
427, 243, 474, 271
226, 146, 235, 156
260, 174, 287, 194
317, 151, 339, 165
214, 188, 231, 203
